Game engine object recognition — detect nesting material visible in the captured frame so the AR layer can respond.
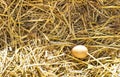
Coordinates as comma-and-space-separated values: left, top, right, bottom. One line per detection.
71, 45, 88, 59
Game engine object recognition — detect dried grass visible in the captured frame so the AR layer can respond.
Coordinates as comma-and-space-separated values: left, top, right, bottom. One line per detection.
0, 0, 120, 77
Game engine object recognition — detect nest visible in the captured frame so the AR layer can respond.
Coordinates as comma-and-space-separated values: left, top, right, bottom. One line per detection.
0, 0, 120, 77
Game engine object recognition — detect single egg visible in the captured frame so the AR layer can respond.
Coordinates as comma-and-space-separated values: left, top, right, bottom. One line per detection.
71, 45, 88, 59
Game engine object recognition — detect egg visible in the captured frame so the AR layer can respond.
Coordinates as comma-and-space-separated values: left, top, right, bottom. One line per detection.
71, 45, 88, 59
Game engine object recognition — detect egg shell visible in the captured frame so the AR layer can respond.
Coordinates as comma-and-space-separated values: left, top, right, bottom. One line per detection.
71, 45, 88, 59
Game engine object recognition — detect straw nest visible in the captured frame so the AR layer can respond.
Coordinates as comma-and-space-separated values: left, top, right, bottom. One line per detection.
0, 0, 120, 77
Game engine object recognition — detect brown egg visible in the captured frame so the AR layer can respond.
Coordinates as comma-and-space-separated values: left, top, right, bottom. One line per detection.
71, 45, 88, 59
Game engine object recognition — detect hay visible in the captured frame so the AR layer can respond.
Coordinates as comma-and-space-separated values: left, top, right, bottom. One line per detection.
0, 0, 120, 77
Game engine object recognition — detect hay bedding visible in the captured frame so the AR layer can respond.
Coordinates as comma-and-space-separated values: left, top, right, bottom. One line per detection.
0, 0, 120, 77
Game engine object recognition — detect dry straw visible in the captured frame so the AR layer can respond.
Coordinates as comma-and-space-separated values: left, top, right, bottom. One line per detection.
0, 0, 120, 77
